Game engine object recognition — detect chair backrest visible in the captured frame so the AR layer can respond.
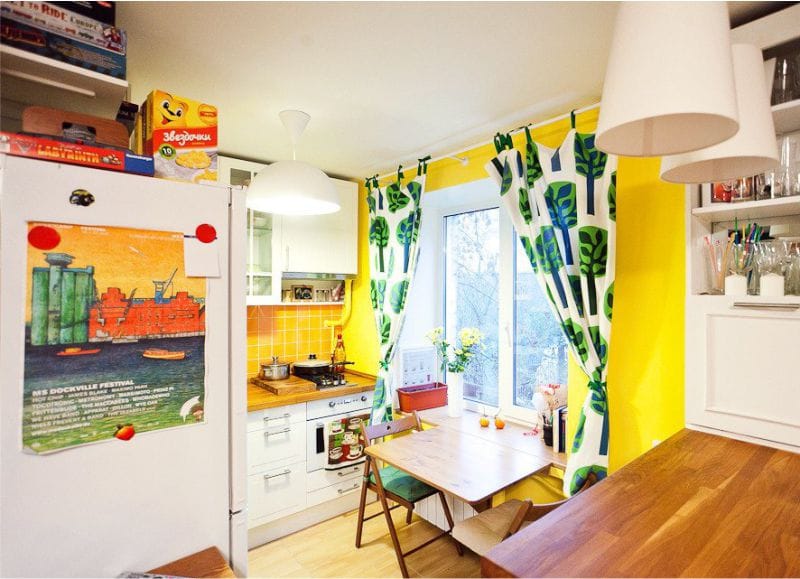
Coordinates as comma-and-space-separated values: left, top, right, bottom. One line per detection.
363, 412, 422, 446
521, 468, 598, 522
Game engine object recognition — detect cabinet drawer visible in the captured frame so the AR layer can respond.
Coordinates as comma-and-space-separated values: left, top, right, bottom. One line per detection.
307, 476, 363, 507
248, 461, 307, 528
247, 403, 305, 432
247, 422, 306, 473
306, 463, 363, 492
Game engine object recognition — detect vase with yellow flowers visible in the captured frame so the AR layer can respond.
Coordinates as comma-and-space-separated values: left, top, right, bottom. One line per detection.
427, 326, 484, 417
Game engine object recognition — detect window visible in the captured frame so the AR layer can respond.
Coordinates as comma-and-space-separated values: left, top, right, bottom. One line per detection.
437, 180, 568, 423
444, 208, 500, 406
513, 236, 569, 410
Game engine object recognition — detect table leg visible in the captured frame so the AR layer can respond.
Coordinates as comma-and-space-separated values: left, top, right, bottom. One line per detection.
470, 497, 493, 513
372, 465, 410, 578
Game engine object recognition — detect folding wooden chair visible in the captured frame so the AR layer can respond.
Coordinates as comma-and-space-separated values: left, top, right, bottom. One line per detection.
452, 463, 598, 556
354, 412, 461, 577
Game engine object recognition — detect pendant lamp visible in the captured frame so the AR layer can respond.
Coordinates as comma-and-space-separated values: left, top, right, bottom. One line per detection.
660, 44, 778, 183
596, 1, 739, 157
247, 110, 340, 215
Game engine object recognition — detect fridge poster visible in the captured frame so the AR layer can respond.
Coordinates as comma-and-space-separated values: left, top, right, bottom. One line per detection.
22, 222, 208, 454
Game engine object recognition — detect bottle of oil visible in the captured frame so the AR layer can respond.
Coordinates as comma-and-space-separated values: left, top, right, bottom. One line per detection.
333, 334, 346, 374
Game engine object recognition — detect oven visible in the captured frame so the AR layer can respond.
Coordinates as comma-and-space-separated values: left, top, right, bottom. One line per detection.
306, 391, 374, 473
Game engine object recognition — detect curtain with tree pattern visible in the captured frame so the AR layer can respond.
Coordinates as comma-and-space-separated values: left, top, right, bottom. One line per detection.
366, 164, 426, 424
486, 128, 617, 495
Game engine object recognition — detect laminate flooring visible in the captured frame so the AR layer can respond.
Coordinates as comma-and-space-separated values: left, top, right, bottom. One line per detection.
248, 502, 480, 578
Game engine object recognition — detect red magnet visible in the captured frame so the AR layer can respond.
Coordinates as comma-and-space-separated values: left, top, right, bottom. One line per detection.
28, 226, 61, 250
195, 223, 216, 243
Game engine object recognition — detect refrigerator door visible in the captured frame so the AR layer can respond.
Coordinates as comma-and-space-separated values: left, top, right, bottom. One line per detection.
0, 156, 233, 577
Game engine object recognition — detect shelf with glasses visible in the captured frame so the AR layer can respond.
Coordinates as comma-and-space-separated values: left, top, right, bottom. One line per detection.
691, 196, 800, 223
773, 98, 800, 135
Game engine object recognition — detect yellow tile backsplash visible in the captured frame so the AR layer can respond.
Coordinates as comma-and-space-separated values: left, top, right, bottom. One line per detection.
247, 304, 344, 378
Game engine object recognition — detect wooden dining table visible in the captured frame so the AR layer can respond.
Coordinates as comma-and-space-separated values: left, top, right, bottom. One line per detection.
364, 424, 553, 513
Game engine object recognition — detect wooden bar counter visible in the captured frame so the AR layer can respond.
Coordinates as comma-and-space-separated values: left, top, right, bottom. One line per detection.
247, 371, 375, 411
482, 429, 800, 578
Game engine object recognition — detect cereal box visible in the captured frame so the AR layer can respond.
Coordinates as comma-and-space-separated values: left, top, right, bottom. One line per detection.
139, 90, 217, 183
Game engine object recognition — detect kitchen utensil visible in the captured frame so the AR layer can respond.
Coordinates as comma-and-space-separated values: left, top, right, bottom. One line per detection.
292, 354, 334, 376
259, 356, 290, 381
250, 375, 315, 395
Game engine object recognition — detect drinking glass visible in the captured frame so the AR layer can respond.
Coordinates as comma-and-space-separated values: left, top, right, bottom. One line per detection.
725, 243, 755, 296
771, 55, 800, 105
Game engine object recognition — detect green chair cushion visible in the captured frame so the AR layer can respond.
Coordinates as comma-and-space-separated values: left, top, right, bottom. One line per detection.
370, 465, 438, 503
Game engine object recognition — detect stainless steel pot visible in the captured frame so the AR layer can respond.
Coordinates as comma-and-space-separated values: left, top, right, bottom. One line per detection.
293, 354, 333, 377
259, 356, 290, 381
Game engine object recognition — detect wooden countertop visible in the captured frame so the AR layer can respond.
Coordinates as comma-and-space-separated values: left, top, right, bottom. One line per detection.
482, 428, 800, 578
247, 371, 375, 411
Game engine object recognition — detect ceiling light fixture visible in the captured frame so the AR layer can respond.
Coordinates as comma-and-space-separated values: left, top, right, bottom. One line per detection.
596, 1, 740, 157
246, 110, 340, 215
660, 44, 778, 183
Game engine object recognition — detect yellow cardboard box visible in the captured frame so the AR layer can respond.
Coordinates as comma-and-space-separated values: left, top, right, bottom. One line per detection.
139, 90, 218, 183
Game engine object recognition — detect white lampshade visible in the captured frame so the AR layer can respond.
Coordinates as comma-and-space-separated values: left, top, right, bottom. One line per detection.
660, 44, 779, 183
247, 160, 340, 215
246, 110, 341, 215
596, 1, 739, 157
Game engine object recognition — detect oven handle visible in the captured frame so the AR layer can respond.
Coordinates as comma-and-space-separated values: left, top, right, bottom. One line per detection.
316, 422, 325, 455
338, 482, 361, 495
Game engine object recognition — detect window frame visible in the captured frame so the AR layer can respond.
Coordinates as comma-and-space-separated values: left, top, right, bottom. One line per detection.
436, 180, 564, 426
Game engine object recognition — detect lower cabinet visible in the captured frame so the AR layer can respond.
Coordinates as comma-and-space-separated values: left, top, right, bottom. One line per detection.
248, 460, 307, 528
686, 295, 800, 448
246, 402, 373, 538
306, 464, 363, 507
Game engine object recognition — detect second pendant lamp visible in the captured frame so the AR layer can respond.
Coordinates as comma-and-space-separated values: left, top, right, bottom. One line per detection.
660, 44, 779, 184
246, 110, 341, 216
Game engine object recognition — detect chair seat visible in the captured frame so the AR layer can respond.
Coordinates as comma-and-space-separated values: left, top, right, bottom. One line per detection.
452, 499, 531, 556
370, 465, 438, 503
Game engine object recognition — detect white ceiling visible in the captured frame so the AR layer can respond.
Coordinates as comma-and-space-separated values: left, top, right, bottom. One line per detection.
117, 1, 786, 181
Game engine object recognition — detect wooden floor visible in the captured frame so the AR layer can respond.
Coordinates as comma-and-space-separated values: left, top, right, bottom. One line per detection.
248, 502, 480, 578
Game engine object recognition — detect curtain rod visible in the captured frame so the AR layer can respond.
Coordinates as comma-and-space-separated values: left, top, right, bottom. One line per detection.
374, 102, 600, 181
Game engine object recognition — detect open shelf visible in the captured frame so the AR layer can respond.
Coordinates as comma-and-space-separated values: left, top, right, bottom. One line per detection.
692, 196, 800, 223
773, 98, 800, 136
0, 45, 128, 121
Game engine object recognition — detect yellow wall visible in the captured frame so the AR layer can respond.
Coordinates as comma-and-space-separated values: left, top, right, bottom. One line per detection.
344, 109, 686, 471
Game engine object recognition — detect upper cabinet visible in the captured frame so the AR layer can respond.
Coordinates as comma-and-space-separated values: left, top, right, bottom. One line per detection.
218, 155, 359, 305
280, 179, 358, 276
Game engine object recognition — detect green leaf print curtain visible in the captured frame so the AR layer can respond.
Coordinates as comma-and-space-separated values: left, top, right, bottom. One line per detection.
366, 163, 426, 424
485, 127, 617, 495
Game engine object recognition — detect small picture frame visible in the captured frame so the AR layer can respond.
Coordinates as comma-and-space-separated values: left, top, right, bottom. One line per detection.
711, 177, 754, 204
292, 285, 313, 301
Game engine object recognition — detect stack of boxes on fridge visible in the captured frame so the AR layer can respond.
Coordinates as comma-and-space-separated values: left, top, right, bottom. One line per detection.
0, 1, 126, 79
131, 90, 218, 183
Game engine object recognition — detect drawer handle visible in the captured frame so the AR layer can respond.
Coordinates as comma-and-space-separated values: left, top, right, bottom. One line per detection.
264, 413, 291, 422
264, 427, 291, 437
337, 466, 359, 477
264, 469, 291, 480
732, 302, 800, 311
338, 482, 361, 494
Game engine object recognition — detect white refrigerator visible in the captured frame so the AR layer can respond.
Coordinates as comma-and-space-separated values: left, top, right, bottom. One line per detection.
0, 155, 248, 577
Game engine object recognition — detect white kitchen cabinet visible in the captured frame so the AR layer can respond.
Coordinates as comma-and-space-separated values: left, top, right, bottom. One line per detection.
279, 178, 358, 275
218, 155, 358, 301
684, 6, 800, 452
247, 422, 307, 475
247, 460, 308, 528
685, 295, 800, 448
218, 156, 282, 305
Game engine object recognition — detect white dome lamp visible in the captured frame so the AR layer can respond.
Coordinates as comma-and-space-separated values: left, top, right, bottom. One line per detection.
660, 44, 779, 183
596, 1, 740, 157
247, 110, 340, 215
